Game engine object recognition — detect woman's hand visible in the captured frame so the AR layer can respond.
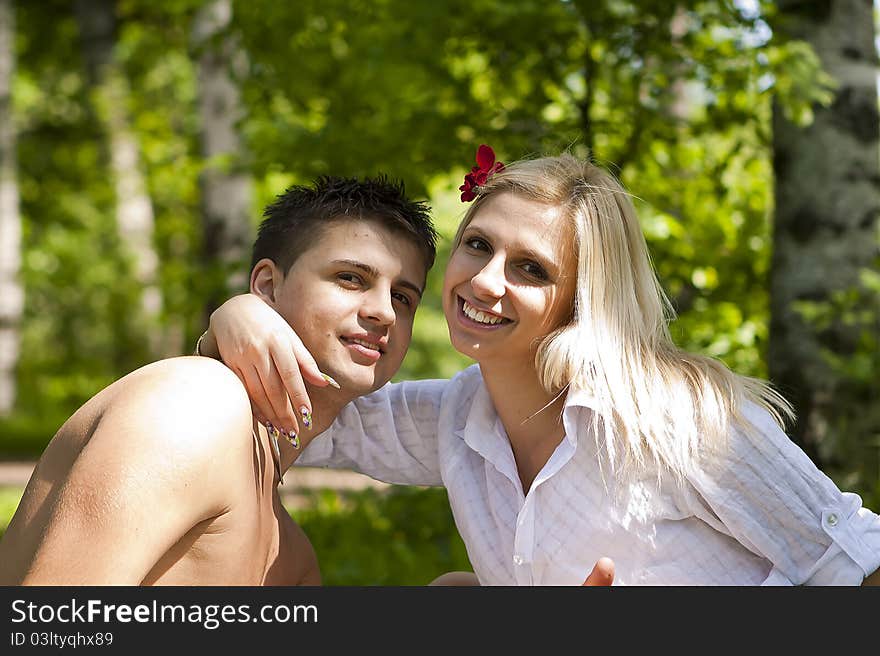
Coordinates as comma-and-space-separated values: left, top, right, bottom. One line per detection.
202, 293, 334, 437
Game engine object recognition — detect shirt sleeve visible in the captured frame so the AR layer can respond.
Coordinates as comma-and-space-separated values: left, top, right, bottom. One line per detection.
680, 402, 880, 585
293, 377, 448, 486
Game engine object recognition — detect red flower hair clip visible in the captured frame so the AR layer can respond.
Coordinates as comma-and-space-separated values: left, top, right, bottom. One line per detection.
459, 144, 505, 202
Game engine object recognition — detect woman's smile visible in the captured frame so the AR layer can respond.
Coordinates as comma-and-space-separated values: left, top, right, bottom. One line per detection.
456, 297, 511, 331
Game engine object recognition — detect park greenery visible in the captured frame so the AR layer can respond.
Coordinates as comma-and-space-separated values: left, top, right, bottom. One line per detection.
0, 0, 878, 583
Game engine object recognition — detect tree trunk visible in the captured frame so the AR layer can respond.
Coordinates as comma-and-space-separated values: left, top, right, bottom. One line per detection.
74, 0, 162, 351
769, 0, 880, 468
0, 0, 22, 415
192, 0, 253, 321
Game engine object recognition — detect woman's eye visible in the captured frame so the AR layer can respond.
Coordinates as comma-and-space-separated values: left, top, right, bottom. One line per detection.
464, 237, 490, 252
521, 262, 548, 281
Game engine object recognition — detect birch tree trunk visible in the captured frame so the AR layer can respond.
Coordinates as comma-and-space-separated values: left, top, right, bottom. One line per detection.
0, 0, 22, 415
192, 0, 253, 320
769, 0, 880, 468
74, 0, 161, 351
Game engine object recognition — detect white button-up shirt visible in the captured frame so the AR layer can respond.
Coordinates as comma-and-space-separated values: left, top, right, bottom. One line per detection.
298, 365, 880, 585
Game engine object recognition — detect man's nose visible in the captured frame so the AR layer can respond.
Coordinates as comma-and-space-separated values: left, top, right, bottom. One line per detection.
361, 286, 396, 326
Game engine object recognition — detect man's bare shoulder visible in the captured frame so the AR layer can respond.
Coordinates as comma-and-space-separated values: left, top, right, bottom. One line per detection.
61, 356, 255, 463
0, 357, 258, 584
109, 356, 252, 432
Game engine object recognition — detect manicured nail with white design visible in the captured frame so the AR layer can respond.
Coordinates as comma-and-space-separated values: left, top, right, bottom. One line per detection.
320, 373, 341, 389
286, 430, 300, 450
300, 407, 312, 430
265, 421, 285, 441
269, 430, 281, 459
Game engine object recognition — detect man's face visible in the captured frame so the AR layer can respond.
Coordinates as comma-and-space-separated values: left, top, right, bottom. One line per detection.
270, 219, 427, 396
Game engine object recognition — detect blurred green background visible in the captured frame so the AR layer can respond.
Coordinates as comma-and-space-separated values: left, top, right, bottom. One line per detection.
0, 0, 878, 583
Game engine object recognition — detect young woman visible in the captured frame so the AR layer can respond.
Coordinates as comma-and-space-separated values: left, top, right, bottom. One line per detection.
200, 149, 880, 585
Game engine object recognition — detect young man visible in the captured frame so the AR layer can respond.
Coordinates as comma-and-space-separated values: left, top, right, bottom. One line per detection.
0, 176, 437, 585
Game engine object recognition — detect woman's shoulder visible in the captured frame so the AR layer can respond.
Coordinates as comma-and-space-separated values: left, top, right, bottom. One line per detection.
371, 364, 483, 403
729, 399, 794, 453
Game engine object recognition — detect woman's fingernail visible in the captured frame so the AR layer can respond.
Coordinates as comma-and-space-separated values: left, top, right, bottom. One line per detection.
320, 373, 341, 389
265, 421, 280, 440
284, 430, 300, 450
300, 407, 312, 429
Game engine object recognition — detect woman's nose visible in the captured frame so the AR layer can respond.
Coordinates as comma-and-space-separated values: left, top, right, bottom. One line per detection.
470, 255, 506, 300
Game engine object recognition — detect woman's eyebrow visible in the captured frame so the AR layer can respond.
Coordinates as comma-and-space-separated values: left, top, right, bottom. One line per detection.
330, 259, 423, 298
520, 247, 556, 268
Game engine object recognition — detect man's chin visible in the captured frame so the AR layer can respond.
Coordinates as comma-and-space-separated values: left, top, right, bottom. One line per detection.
334, 368, 394, 396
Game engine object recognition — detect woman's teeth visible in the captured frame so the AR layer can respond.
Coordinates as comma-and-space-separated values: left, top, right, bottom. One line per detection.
463, 300, 503, 325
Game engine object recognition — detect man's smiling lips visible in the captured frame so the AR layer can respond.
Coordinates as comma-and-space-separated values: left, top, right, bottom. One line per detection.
340, 333, 386, 362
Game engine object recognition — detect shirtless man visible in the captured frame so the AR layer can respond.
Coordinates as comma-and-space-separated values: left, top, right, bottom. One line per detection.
0, 175, 437, 585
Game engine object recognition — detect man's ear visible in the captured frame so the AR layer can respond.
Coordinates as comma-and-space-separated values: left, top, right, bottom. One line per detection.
250, 258, 283, 306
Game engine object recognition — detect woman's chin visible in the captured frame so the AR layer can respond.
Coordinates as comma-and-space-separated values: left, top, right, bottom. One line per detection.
447, 334, 485, 363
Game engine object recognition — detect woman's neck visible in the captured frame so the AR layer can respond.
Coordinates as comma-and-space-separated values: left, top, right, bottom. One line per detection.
479, 359, 568, 492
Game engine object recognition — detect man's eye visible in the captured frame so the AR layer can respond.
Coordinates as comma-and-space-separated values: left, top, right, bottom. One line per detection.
392, 292, 412, 307
337, 273, 363, 286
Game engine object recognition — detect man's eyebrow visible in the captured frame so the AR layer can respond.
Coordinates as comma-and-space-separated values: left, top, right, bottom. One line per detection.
331, 259, 423, 299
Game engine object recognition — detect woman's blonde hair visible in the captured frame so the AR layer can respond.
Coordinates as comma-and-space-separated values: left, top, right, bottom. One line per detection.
456, 152, 793, 481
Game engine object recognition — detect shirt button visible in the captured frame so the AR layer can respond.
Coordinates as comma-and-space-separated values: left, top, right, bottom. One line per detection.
513, 555, 524, 566
826, 513, 839, 528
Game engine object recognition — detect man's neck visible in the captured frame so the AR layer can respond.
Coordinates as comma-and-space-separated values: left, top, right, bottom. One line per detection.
277, 383, 354, 472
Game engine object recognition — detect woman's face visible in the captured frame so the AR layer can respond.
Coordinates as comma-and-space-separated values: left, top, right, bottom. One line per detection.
442, 191, 577, 370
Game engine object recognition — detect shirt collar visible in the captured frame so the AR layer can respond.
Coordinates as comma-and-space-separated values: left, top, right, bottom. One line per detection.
455, 370, 598, 456
456, 378, 507, 459
564, 385, 600, 411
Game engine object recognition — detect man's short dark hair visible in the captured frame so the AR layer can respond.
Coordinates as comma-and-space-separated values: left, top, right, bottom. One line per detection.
251, 175, 437, 276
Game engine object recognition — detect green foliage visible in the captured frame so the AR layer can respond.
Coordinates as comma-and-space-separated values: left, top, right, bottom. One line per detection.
0, 415, 66, 459
13, 0, 192, 419
792, 266, 880, 509
293, 486, 471, 585
0, 488, 25, 542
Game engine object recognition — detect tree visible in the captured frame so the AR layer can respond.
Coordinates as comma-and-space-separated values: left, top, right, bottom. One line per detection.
74, 0, 162, 352
768, 0, 880, 485
0, 0, 22, 415
192, 0, 253, 320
